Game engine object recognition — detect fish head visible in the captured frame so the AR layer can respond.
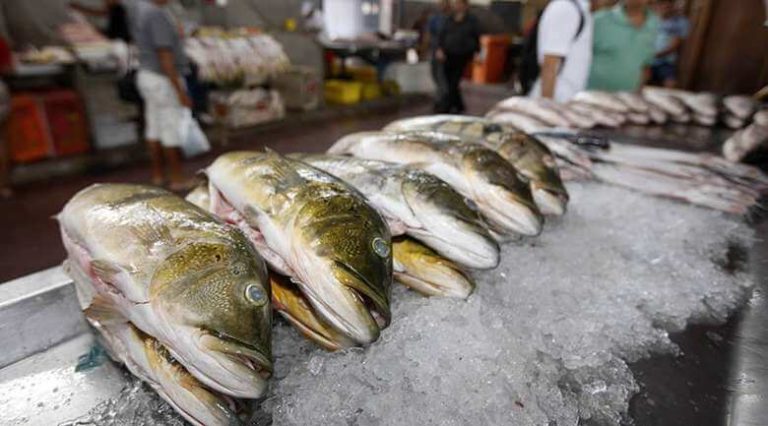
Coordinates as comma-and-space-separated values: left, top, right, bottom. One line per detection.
270, 273, 356, 351
293, 183, 392, 345
400, 169, 499, 269
459, 145, 544, 236
150, 238, 272, 398
392, 237, 475, 299
497, 133, 569, 216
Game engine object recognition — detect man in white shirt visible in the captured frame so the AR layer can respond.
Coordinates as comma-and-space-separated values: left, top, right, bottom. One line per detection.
530, 0, 593, 102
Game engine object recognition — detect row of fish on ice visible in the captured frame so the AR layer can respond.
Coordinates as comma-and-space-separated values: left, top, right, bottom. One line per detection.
483, 91, 768, 214
489, 88, 768, 165
57, 115, 583, 425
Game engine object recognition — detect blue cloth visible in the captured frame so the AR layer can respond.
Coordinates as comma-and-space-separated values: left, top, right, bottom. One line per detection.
654, 15, 689, 65
427, 13, 447, 51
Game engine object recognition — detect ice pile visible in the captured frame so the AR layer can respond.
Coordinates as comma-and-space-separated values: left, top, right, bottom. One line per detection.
69, 182, 754, 425
264, 181, 754, 425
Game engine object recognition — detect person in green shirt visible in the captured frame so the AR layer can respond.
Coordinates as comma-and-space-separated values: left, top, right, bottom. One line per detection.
587, 0, 659, 92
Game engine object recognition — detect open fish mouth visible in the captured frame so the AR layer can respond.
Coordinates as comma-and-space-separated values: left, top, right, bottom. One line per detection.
200, 332, 273, 380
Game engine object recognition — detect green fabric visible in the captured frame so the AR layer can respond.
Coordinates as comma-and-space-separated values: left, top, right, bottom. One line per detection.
588, 5, 659, 92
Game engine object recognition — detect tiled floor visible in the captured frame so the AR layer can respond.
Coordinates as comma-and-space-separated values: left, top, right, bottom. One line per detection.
0, 85, 506, 283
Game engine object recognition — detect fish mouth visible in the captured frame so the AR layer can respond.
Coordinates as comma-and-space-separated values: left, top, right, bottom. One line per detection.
200, 332, 273, 380
271, 275, 357, 351
277, 308, 356, 351
394, 264, 474, 299
532, 187, 569, 216
408, 225, 499, 270
480, 187, 543, 237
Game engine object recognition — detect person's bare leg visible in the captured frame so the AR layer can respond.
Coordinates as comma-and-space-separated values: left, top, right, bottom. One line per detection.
164, 147, 189, 191
147, 140, 165, 186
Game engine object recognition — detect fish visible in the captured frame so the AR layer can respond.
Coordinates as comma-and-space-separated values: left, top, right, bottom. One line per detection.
662, 88, 718, 117
58, 184, 272, 399
486, 109, 550, 133
723, 123, 768, 162
723, 114, 746, 129
383, 115, 569, 215
186, 186, 360, 351
270, 273, 356, 351
646, 103, 669, 125
83, 312, 242, 426
669, 112, 692, 123
492, 97, 572, 128
642, 87, 687, 116
625, 112, 651, 125
392, 237, 475, 299
291, 153, 500, 269
754, 109, 768, 127
206, 151, 392, 346
693, 113, 716, 127
723, 95, 757, 120
566, 101, 625, 127
573, 91, 629, 113
615, 92, 651, 113
329, 131, 543, 237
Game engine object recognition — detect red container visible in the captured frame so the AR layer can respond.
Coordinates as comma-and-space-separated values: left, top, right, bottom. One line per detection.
42, 90, 89, 156
472, 34, 512, 84
6, 94, 53, 163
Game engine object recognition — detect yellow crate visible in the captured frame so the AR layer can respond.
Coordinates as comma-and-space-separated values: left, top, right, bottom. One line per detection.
324, 80, 363, 105
362, 82, 382, 101
350, 65, 378, 83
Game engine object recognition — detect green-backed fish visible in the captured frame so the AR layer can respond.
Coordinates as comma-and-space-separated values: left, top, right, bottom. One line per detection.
392, 237, 475, 299
205, 151, 392, 346
328, 131, 543, 237
384, 115, 569, 215
59, 184, 272, 399
290, 154, 499, 270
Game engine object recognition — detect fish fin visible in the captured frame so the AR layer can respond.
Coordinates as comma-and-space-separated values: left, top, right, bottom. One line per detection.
130, 220, 174, 249
91, 259, 123, 284
84, 293, 127, 326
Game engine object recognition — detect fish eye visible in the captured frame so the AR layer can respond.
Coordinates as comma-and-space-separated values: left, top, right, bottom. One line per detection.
372, 237, 390, 258
245, 284, 268, 306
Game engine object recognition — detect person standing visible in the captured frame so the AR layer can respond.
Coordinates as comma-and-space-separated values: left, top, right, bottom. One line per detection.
650, 0, 689, 87
529, 0, 593, 102
436, 0, 480, 114
424, 0, 451, 111
135, 0, 192, 190
587, 0, 659, 92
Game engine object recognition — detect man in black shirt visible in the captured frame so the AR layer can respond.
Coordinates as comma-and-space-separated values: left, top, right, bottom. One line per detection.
435, 0, 480, 114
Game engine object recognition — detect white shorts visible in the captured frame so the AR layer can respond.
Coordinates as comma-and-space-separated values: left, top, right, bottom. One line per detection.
137, 69, 185, 148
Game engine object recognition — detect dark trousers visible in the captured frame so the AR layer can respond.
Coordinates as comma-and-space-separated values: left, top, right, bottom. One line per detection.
438, 54, 472, 114
430, 57, 447, 107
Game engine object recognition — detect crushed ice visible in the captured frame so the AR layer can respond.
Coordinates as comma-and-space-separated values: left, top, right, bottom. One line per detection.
72, 182, 755, 425
265, 182, 754, 425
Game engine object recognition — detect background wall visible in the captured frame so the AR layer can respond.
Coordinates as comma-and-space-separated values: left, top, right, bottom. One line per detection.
679, 0, 768, 94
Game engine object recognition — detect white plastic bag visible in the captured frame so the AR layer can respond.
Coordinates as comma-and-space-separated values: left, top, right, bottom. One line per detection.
179, 109, 210, 158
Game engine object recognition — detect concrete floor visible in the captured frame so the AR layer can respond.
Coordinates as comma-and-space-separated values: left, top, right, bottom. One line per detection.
0, 84, 503, 283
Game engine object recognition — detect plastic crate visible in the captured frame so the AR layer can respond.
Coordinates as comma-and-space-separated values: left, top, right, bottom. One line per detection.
6, 94, 53, 163
472, 34, 512, 84
42, 90, 89, 156
324, 80, 363, 105
361, 82, 382, 101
